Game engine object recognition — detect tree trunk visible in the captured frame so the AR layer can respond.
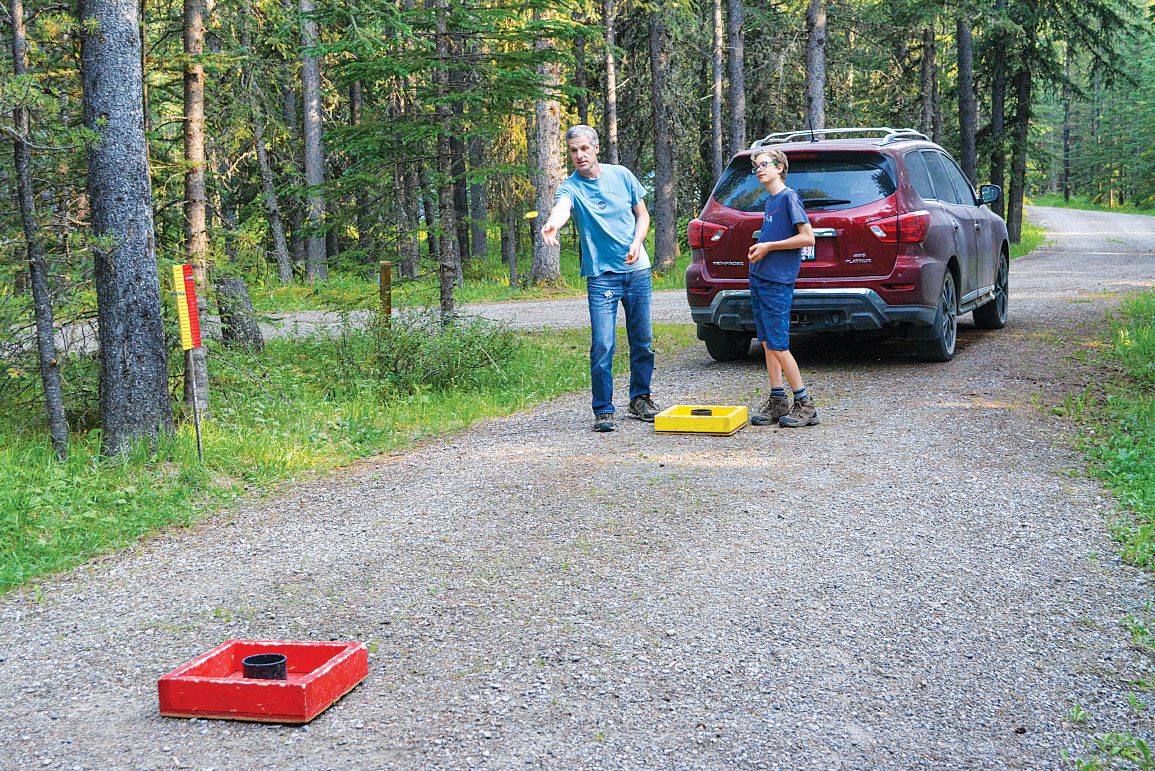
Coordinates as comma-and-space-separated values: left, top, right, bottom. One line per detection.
1007, 63, 1031, 243
300, 0, 327, 281
216, 277, 264, 353
183, 0, 209, 420
502, 201, 517, 287
1062, 44, 1071, 201
919, 26, 935, 138
398, 163, 421, 278
602, 0, 620, 165
449, 33, 469, 279
804, 0, 826, 130
350, 80, 370, 257
574, 34, 588, 126
469, 136, 488, 263
434, 0, 458, 320
530, 10, 563, 285
725, 0, 746, 155
251, 92, 294, 283
79, 0, 174, 456
11, 0, 68, 459
649, 10, 677, 273
711, 0, 724, 179
989, 0, 1007, 220
956, 18, 976, 185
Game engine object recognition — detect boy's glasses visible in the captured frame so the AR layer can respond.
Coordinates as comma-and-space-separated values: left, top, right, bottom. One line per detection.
753, 160, 782, 171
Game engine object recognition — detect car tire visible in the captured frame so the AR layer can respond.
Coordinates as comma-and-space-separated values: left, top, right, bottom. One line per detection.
700, 328, 752, 361
913, 271, 958, 362
972, 253, 1009, 329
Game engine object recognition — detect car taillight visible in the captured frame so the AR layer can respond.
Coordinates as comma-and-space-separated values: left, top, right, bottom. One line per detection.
867, 211, 930, 243
687, 219, 727, 249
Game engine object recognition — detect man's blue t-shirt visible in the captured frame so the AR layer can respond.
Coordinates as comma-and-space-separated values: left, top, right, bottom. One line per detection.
555, 164, 649, 278
751, 187, 810, 284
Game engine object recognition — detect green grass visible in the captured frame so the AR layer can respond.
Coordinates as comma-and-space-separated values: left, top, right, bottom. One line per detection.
1011, 220, 1048, 260
1032, 192, 1155, 217
1059, 290, 1155, 769
247, 231, 691, 313
0, 319, 697, 593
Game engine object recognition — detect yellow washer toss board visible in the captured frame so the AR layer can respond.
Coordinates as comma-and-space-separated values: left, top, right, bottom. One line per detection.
653, 405, 748, 436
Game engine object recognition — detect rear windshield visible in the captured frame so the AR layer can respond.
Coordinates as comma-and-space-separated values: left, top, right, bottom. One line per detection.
711, 152, 897, 212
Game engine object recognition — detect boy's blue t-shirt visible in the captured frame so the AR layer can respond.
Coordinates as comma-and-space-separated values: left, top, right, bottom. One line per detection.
555, 164, 649, 278
751, 187, 810, 284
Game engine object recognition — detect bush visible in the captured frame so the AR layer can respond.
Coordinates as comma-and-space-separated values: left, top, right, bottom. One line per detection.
332, 309, 521, 397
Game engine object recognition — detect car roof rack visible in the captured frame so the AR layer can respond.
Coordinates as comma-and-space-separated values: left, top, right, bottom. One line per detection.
750, 127, 930, 148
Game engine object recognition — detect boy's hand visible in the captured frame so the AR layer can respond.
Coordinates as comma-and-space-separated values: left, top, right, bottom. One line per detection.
748, 242, 772, 263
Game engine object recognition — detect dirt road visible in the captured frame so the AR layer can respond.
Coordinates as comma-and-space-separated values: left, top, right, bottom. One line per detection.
2, 206, 1153, 770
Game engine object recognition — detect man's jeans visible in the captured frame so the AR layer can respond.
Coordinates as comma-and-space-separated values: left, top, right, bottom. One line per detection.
587, 269, 654, 415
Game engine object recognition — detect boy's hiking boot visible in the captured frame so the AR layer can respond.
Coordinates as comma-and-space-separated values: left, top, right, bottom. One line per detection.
628, 395, 661, 422
750, 395, 791, 426
593, 413, 616, 432
779, 396, 820, 428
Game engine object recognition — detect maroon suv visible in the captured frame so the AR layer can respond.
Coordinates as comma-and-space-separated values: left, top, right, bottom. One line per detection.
686, 127, 1010, 362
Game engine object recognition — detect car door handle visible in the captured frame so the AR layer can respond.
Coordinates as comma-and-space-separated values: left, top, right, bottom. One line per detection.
812, 228, 837, 238
752, 230, 760, 239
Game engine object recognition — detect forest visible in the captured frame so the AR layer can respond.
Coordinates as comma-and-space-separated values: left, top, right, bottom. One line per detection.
1, 0, 1154, 458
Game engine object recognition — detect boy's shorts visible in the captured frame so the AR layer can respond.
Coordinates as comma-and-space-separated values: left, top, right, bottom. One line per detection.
750, 275, 793, 351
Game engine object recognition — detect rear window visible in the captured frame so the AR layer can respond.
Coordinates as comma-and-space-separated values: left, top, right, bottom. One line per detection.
711, 152, 897, 212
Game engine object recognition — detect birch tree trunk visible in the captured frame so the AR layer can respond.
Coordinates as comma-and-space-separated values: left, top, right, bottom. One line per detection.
649, 9, 677, 272
957, 18, 977, 185
804, 0, 826, 130
79, 0, 174, 456
300, 0, 327, 281
603, 0, 619, 165
183, 0, 209, 420
711, 0, 724, 179
725, 0, 746, 155
530, 10, 563, 285
11, 0, 68, 459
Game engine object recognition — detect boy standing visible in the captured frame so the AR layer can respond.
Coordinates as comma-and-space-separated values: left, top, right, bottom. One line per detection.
746, 147, 820, 428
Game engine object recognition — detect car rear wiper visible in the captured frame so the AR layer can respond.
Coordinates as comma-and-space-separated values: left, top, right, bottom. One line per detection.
801, 197, 852, 207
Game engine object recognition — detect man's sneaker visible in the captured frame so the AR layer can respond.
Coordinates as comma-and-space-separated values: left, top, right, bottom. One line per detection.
750, 395, 790, 426
778, 396, 820, 427
593, 413, 616, 432
628, 395, 661, 422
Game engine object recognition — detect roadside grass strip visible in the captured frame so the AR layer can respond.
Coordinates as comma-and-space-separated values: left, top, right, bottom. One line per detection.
1062, 290, 1155, 770
0, 317, 696, 594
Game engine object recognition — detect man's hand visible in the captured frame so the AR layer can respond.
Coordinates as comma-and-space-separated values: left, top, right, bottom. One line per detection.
625, 239, 643, 265
541, 221, 561, 247
748, 242, 773, 264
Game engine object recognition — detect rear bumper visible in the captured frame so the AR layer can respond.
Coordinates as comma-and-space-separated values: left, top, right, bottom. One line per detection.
690, 288, 938, 334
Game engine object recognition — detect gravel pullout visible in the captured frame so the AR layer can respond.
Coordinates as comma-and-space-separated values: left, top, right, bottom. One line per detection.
1, 206, 1154, 770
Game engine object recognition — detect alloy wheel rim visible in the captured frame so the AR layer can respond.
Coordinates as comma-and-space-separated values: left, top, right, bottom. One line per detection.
943, 276, 957, 350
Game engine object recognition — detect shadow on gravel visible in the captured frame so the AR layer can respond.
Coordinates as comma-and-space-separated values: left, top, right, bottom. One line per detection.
697, 323, 1005, 369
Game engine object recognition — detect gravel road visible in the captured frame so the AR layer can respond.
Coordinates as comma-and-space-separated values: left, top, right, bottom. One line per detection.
3, 206, 1154, 770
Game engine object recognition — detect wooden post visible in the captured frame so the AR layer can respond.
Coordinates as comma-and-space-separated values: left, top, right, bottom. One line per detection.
379, 261, 392, 324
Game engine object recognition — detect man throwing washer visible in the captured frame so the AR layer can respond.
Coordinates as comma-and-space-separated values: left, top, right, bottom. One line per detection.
541, 125, 661, 433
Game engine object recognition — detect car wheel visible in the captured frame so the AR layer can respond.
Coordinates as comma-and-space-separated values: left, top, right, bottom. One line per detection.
972, 253, 1009, 329
914, 271, 957, 362
700, 327, 752, 361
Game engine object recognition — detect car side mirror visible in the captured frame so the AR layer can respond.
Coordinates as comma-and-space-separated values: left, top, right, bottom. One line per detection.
979, 184, 1001, 205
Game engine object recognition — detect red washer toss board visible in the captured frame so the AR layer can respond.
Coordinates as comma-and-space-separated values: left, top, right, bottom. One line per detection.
158, 640, 368, 723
